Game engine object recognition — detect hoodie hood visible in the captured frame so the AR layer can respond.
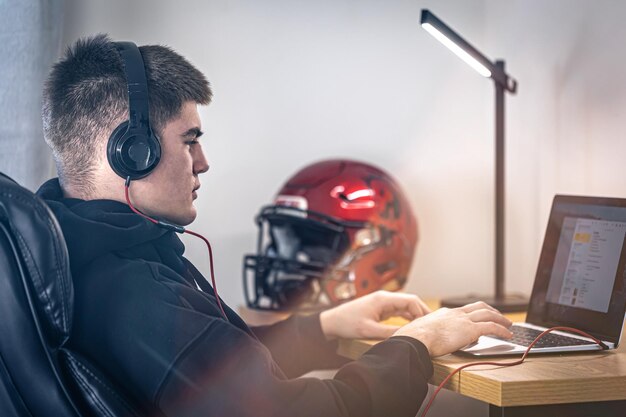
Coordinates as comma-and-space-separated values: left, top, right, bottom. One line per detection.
36, 178, 187, 277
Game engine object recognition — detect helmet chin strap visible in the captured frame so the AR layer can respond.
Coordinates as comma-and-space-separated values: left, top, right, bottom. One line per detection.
124, 177, 228, 321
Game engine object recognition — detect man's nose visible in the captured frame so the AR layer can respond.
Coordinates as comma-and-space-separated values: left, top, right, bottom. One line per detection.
193, 147, 209, 174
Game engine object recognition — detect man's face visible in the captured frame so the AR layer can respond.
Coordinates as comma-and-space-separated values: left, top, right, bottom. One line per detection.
131, 101, 209, 225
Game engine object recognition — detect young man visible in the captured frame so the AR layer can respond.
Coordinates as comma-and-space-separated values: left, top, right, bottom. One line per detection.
38, 35, 512, 417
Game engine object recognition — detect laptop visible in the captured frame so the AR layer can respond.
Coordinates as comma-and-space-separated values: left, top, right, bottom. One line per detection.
461, 195, 626, 356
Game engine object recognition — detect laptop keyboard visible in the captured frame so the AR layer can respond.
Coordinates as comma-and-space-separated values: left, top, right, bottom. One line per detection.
499, 325, 596, 348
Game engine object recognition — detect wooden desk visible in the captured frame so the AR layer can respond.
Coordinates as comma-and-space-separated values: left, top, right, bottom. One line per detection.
337, 301, 626, 417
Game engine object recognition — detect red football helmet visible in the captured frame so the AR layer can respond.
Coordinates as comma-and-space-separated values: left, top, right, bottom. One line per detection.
243, 159, 418, 311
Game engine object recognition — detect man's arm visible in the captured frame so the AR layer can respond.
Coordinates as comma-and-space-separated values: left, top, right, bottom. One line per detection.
250, 291, 431, 377
251, 313, 350, 378
156, 316, 433, 417
250, 291, 512, 377
156, 298, 511, 417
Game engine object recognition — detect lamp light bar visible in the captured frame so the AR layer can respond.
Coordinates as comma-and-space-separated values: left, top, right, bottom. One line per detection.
421, 22, 491, 77
420, 9, 517, 93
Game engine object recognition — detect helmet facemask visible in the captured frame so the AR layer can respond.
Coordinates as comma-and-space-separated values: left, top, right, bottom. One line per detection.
243, 206, 363, 311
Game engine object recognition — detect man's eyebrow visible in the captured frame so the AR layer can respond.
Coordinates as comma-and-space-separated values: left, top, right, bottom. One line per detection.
182, 127, 204, 138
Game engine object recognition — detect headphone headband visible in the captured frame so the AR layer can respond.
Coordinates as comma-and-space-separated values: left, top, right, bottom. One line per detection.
107, 41, 161, 180
115, 42, 151, 132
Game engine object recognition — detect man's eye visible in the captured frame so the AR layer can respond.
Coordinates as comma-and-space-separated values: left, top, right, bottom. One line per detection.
185, 140, 199, 146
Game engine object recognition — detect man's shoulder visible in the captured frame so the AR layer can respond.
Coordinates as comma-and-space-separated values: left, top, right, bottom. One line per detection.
75, 253, 189, 301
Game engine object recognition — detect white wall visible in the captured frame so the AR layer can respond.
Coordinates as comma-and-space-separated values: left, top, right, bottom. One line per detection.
60, 0, 626, 314
0, 0, 62, 191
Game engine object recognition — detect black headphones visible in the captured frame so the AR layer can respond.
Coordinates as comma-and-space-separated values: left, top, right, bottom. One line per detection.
107, 41, 161, 180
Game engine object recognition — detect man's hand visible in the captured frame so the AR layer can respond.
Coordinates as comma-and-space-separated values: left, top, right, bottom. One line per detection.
319, 291, 431, 340
393, 301, 513, 357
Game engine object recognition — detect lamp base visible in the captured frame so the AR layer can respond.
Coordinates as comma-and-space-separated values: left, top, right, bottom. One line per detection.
440, 294, 528, 313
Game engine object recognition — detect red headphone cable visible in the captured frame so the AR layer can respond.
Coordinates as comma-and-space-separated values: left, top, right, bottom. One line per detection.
419, 326, 609, 417
124, 178, 229, 321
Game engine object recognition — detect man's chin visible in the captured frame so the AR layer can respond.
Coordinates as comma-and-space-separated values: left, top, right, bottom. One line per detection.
158, 209, 196, 228
172, 213, 196, 227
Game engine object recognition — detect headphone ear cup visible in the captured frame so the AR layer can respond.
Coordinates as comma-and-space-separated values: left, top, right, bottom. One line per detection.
107, 121, 161, 180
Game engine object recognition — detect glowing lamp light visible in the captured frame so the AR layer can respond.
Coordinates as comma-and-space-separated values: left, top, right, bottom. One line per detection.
421, 22, 491, 77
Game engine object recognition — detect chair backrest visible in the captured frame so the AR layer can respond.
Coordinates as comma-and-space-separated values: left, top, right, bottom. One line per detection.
0, 173, 146, 417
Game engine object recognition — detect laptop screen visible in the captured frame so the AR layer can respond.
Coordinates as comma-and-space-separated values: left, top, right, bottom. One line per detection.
527, 195, 626, 344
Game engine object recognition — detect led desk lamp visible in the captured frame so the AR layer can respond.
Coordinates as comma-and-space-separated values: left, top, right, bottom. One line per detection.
420, 9, 526, 312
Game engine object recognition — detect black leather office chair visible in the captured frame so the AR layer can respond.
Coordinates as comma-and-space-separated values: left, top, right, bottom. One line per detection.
0, 172, 148, 417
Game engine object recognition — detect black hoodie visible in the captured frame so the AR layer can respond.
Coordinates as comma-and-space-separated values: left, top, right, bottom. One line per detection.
37, 178, 433, 417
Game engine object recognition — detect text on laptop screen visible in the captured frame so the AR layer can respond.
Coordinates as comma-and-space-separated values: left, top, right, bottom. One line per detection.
527, 196, 626, 344
546, 218, 626, 313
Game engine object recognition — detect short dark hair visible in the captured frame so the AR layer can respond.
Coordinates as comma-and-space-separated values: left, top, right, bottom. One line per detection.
42, 34, 212, 194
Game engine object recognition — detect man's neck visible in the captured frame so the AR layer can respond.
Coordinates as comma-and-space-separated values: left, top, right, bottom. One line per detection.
60, 176, 122, 202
